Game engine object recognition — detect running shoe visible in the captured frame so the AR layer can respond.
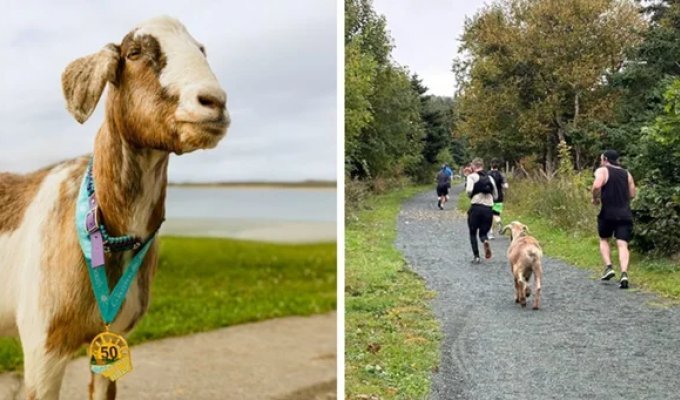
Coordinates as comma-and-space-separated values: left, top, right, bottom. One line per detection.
619, 272, 629, 289
600, 265, 615, 281
472, 257, 481, 264
483, 241, 492, 259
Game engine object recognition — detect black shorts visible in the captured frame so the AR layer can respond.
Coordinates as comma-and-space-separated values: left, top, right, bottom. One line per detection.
598, 217, 633, 242
436, 185, 449, 197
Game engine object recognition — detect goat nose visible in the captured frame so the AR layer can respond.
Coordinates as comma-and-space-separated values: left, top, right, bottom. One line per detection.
197, 90, 226, 111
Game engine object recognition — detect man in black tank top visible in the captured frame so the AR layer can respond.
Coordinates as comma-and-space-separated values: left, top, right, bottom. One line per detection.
592, 150, 637, 289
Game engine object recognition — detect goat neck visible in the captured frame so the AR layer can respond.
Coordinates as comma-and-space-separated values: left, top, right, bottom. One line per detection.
92, 120, 168, 240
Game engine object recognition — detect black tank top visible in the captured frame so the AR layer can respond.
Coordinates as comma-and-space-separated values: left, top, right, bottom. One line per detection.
600, 166, 632, 221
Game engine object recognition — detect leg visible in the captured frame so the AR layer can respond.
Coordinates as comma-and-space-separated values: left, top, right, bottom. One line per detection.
468, 208, 480, 258
20, 334, 69, 400
533, 262, 542, 310
90, 373, 117, 400
478, 207, 493, 259
517, 276, 527, 307
599, 239, 612, 266
616, 240, 629, 273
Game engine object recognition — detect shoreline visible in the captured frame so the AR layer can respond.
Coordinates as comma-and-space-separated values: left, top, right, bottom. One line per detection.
160, 218, 336, 243
169, 183, 337, 190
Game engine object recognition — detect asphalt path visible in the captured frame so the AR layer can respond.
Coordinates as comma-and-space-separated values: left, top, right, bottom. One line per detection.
396, 185, 680, 400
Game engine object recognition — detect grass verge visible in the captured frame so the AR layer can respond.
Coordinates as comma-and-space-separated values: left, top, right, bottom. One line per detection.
346, 186, 441, 399
0, 237, 336, 373
457, 188, 680, 299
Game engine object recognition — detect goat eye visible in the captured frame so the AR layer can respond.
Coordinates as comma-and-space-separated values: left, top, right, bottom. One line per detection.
127, 48, 141, 60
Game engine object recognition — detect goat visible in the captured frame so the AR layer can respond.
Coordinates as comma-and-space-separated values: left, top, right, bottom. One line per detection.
502, 221, 543, 310
0, 16, 229, 400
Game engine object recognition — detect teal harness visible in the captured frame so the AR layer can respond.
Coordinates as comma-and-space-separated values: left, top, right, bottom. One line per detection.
75, 159, 162, 325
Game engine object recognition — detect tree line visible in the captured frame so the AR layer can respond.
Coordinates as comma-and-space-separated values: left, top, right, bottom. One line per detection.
345, 0, 462, 185
455, 0, 680, 254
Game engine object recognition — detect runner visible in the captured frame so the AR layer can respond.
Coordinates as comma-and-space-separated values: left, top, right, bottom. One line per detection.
436, 164, 452, 209
592, 150, 636, 289
465, 158, 498, 263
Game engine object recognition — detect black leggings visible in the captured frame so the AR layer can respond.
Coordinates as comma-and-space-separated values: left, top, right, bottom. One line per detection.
468, 204, 493, 257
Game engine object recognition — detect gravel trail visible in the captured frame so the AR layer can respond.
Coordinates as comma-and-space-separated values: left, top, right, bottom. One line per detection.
396, 185, 680, 400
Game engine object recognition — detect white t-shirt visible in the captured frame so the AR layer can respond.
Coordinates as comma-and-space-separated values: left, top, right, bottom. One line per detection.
466, 172, 498, 207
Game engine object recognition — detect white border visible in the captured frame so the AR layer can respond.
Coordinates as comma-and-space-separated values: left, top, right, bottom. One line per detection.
336, 0, 346, 396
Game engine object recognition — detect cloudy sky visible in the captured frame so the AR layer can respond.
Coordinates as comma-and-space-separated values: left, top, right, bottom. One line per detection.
373, 0, 489, 97
0, 0, 337, 183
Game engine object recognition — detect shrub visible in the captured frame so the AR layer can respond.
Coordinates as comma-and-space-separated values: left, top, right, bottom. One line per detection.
506, 141, 596, 234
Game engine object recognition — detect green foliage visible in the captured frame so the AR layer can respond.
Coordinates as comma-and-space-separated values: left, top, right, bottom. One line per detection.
346, 38, 378, 170
630, 78, 680, 255
0, 237, 336, 372
346, 187, 441, 399
345, 0, 460, 189
454, 0, 645, 168
507, 142, 597, 233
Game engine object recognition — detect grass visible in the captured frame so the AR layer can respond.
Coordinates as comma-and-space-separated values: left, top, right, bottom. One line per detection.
458, 181, 680, 300
0, 237, 336, 373
346, 186, 442, 400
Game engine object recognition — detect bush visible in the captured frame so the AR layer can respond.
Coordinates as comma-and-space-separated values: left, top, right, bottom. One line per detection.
506, 141, 597, 234
345, 175, 412, 223
629, 79, 680, 256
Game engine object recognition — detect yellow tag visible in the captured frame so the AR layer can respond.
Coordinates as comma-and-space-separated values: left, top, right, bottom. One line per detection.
88, 331, 132, 381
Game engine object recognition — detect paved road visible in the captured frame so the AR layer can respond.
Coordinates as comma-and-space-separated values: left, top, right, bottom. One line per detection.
396, 186, 680, 400
0, 313, 336, 400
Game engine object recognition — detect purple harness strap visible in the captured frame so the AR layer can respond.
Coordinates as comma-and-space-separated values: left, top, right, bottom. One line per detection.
85, 194, 106, 268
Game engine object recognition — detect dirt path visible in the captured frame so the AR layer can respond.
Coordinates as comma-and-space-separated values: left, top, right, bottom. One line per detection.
0, 313, 336, 400
396, 186, 680, 400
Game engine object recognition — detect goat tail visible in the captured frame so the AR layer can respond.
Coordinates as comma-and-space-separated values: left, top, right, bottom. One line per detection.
527, 247, 542, 262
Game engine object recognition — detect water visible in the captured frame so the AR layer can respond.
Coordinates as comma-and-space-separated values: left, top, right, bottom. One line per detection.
165, 187, 336, 222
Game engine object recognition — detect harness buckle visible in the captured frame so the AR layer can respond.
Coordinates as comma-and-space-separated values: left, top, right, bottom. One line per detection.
85, 206, 100, 234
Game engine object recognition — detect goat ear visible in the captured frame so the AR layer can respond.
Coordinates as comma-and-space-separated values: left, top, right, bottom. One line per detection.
62, 43, 120, 124
522, 224, 530, 233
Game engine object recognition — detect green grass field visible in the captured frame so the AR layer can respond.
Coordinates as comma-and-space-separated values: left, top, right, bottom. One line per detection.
346, 186, 441, 400
458, 189, 680, 300
0, 237, 336, 373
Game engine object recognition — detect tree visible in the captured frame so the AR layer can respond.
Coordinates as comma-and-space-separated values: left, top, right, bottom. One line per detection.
630, 78, 680, 255
453, 0, 646, 170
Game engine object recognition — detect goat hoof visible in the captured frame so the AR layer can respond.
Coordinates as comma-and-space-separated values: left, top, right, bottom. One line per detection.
515, 298, 519, 303
533, 306, 539, 310
520, 302, 527, 308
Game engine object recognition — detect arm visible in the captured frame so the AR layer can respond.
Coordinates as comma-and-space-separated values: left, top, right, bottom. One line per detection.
466, 174, 475, 197
628, 172, 636, 199
592, 167, 607, 205
491, 176, 499, 201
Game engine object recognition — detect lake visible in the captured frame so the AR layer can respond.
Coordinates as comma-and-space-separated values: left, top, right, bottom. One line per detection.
161, 187, 337, 242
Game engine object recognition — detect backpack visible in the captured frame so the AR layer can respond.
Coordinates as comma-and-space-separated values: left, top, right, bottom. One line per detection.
471, 171, 494, 197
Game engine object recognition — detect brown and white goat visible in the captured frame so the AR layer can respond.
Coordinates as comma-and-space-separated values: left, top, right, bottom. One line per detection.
0, 16, 229, 400
502, 221, 543, 310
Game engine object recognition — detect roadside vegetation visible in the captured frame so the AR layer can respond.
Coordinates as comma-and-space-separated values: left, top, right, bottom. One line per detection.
0, 237, 336, 372
346, 187, 441, 399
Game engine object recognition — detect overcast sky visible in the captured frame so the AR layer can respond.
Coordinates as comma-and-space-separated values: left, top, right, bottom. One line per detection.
373, 0, 490, 97
0, 0, 336, 183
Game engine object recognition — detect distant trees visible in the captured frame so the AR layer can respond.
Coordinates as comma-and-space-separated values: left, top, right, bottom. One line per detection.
453, 0, 645, 170
345, 0, 458, 184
